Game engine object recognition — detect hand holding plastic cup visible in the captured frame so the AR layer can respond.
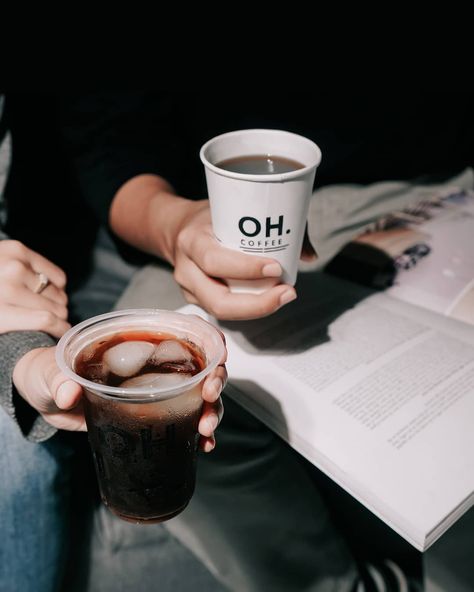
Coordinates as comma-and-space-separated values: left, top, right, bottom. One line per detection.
56, 309, 225, 524
200, 129, 322, 293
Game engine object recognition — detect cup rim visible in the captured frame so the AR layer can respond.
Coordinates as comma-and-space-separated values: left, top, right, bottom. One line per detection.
55, 308, 225, 401
199, 128, 322, 183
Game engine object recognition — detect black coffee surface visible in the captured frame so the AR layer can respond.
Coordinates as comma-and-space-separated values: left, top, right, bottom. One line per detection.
216, 154, 304, 175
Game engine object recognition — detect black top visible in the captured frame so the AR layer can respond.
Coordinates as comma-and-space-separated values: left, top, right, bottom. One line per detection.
4, 92, 474, 274
60, 93, 474, 210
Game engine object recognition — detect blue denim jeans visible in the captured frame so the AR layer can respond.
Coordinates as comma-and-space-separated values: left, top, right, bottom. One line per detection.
0, 412, 77, 591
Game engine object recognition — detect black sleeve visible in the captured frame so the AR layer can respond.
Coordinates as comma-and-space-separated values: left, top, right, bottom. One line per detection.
59, 92, 183, 226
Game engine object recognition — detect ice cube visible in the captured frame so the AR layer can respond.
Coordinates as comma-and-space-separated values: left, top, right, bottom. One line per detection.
103, 341, 155, 377
152, 340, 193, 365
121, 372, 193, 389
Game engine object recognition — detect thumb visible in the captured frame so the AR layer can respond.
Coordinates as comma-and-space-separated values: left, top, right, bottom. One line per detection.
53, 378, 83, 410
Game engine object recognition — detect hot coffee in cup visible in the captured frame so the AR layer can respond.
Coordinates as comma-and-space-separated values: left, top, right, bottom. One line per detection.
200, 129, 322, 293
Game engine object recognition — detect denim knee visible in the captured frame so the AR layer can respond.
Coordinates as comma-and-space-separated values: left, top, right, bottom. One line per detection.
0, 409, 75, 592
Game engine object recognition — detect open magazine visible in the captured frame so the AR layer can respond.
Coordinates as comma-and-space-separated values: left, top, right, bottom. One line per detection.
187, 189, 474, 552
325, 189, 474, 325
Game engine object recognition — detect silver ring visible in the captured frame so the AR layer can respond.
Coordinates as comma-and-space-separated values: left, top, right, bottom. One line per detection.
33, 272, 50, 294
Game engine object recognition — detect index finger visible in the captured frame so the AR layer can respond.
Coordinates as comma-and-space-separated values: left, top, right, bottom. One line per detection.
190, 232, 283, 281
185, 262, 297, 320
2, 240, 67, 288
25, 248, 67, 288
202, 363, 228, 402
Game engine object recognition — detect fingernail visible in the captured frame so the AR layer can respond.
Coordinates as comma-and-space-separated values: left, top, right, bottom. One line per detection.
211, 377, 223, 396
262, 262, 282, 277
279, 289, 297, 307
56, 382, 70, 408
206, 413, 219, 433
205, 438, 216, 453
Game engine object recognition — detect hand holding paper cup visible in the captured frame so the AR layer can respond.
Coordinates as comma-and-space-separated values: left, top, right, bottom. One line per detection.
200, 129, 322, 293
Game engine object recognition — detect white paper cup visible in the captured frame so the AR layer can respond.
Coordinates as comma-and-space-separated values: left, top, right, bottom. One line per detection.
200, 129, 322, 293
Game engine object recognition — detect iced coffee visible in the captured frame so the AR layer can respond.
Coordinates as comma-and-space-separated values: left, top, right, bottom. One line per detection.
56, 310, 224, 523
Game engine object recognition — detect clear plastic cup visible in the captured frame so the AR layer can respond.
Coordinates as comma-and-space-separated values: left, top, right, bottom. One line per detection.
56, 309, 224, 524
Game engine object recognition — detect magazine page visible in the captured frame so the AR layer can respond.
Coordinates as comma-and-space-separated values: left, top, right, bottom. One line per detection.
325, 189, 474, 325
180, 271, 474, 550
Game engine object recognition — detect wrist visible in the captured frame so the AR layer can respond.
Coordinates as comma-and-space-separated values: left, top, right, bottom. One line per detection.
149, 194, 207, 265
109, 174, 206, 265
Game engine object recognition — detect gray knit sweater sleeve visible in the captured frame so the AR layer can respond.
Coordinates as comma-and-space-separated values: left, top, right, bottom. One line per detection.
0, 330, 58, 442
0, 231, 58, 442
